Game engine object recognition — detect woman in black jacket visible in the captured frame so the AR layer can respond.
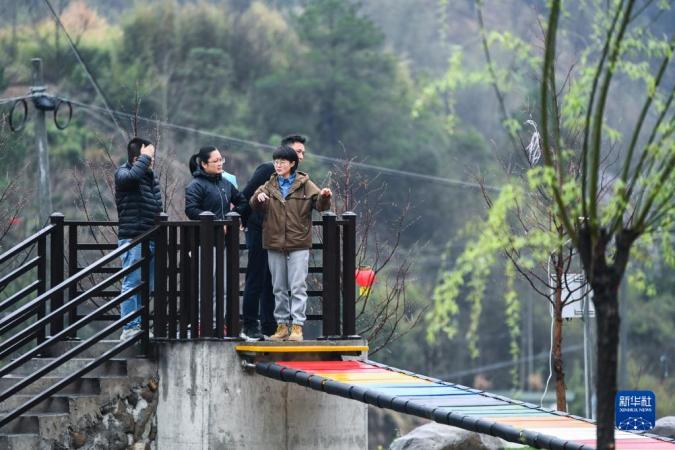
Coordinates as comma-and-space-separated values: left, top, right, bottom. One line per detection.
185, 146, 246, 336
185, 146, 246, 220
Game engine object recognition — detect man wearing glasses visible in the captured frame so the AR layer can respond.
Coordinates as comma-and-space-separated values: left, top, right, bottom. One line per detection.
239, 135, 307, 341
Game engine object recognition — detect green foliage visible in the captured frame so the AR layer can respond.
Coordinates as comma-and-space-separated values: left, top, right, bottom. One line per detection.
429, 184, 546, 368
0, 2, 670, 411
412, 48, 489, 134
626, 358, 675, 418
254, 0, 425, 162
504, 263, 521, 387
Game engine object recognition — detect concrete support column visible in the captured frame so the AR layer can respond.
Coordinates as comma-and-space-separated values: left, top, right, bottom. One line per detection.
156, 341, 367, 450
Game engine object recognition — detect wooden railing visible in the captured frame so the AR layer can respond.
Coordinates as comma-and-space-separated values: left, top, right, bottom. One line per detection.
0, 210, 357, 427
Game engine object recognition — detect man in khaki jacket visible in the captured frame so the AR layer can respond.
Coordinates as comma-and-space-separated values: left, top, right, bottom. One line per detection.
250, 146, 331, 341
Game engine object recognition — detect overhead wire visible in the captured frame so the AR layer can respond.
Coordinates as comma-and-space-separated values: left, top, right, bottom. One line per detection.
33, 0, 500, 192
42, 0, 126, 141
36, 0, 501, 192
0, 94, 33, 106
58, 95, 501, 192
437, 343, 583, 380
0, 91, 498, 191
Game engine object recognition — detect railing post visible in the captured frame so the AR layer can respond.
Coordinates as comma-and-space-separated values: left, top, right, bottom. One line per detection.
321, 212, 340, 337
189, 226, 199, 337
214, 221, 225, 339
199, 212, 215, 338
141, 239, 151, 351
67, 224, 78, 338
179, 225, 191, 339
168, 223, 178, 339
341, 212, 357, 337
225, 212, 240, 338
49, 213, 64, 335
154, 213, 168, 338
36, 235, 47, 345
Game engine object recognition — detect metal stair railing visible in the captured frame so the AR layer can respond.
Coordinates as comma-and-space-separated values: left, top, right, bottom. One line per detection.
0, 219, 156, 429
0, 222, 56, 345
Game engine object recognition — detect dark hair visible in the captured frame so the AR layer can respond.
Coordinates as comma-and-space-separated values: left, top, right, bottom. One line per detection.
189, 146, 219, 174
272, 145, 299, 173
280, 134, 306, 147
127, 137, 152, 162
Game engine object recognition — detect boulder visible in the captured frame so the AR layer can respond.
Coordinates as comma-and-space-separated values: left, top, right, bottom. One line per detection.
653, 416, 675, 439
390, 422, 504, 450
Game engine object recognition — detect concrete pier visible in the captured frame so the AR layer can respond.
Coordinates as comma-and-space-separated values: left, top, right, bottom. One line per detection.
156, 340, 368, 450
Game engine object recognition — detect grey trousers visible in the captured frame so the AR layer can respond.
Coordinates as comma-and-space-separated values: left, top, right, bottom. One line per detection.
267, 249, 309, 326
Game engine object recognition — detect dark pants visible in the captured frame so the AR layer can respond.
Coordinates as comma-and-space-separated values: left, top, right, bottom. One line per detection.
242, 227, 276, 335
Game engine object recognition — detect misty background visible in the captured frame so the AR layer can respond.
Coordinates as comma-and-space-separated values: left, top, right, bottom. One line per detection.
0, 1, 672, 447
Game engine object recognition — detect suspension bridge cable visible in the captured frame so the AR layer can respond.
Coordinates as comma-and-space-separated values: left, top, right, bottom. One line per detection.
59, 96, 501, 192
42, 0, 126, 141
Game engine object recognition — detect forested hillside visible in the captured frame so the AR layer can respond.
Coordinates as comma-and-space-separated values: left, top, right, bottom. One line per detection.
0, 1, 672, 437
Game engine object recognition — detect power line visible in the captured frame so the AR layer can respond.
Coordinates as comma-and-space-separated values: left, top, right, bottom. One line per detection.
0, 94, 33, 106
436, 343, 584, 380
42, 0, 126, 141
0, 89, 497, 191
34, 0, 501, 192
59, 96, 501, 192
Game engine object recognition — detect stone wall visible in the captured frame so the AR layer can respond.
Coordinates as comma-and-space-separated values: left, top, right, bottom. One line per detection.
63, 377, 159, 450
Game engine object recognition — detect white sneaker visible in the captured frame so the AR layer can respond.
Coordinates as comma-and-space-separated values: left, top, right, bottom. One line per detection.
120, 327, 140, 340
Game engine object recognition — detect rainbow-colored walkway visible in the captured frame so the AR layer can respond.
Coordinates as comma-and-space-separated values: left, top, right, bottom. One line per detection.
255, 360, 675, 450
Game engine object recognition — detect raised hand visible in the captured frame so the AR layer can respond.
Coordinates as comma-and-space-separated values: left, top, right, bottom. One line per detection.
140, 144, 155, 158
320, 188, 332, 198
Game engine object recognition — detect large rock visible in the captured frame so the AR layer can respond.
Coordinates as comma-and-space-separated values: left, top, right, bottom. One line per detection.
653, 416, 675, 439
369, 405, 428, 448
389, 422, 504, 450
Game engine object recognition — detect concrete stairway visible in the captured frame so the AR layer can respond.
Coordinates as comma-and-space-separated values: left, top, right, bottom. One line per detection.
0, 340, 156, 450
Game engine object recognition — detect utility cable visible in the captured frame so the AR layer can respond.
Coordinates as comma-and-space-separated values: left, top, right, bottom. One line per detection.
59, 96, 501, 191
42, 0, 126, 141
436, 343, 583, 379
0, 95, 33, 106
540, 311, 555, 407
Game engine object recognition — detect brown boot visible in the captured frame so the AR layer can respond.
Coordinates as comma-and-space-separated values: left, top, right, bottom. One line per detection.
287, 324, 303, 342
268, 324, 289, 341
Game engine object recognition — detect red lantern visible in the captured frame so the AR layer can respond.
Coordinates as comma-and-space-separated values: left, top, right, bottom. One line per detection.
355, 266, 376, 296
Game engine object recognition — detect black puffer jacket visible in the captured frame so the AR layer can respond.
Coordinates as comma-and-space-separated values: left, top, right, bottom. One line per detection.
114, 155, 163, 239
240, 161, 274, 230
185, 168, 247, 220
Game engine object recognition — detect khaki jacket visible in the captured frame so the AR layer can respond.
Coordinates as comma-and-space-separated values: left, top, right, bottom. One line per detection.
250, 171, 331, 251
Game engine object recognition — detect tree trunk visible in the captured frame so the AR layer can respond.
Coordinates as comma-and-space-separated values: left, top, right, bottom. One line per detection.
553, 292, 567, 412
592, 276, 621, 450
579, 229, 636, 450
553, 251, 567, 412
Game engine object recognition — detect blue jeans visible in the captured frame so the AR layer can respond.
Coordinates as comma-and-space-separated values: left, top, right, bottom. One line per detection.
119, 240, 155, 330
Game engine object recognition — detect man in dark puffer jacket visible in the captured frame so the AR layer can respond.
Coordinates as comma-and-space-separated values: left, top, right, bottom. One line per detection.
115, 137, 163, 340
